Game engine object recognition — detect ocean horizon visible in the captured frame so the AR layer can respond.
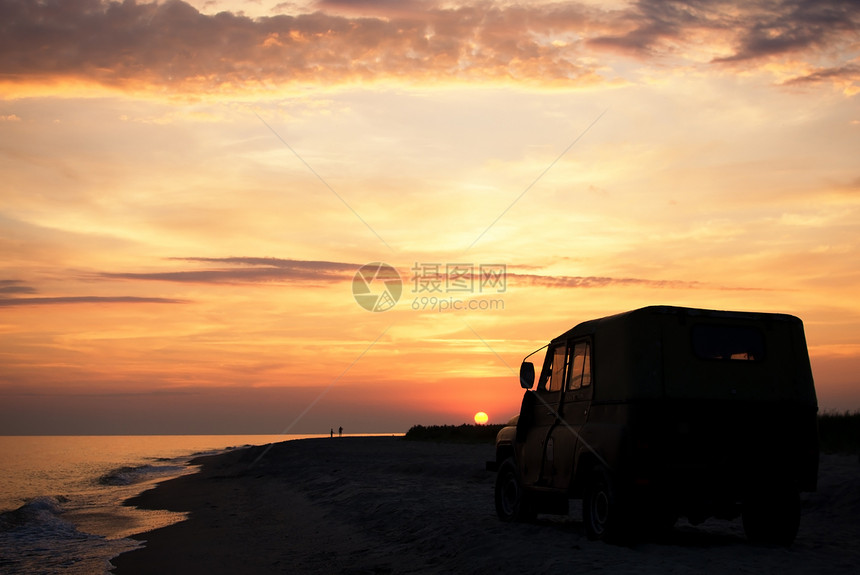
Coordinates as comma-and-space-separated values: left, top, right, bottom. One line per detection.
0, 434, 393, 574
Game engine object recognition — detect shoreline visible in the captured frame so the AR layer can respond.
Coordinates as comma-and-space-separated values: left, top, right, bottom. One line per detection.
1, 435, 305, 575
112, 437, 860, 574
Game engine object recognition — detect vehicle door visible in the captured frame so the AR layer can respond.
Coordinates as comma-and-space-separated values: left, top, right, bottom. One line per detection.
520, 343, 566, 486
548, 338, 593, 490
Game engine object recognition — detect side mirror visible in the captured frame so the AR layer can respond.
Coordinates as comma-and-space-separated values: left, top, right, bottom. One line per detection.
519, 362, 535, 389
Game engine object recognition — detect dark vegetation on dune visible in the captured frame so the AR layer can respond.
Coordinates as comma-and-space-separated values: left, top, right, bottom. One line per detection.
406, 412, 860, 454
818, 410, 860, 454
404, 423, 506, 444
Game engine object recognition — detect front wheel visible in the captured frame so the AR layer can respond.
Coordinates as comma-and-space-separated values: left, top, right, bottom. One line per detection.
494, 457, 535, 522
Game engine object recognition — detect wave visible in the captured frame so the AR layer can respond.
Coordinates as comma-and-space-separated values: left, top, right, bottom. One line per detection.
0, 495, 74, 533
98, 463, 187, 486
0, 496, 139, 575
189, 443, 255, 457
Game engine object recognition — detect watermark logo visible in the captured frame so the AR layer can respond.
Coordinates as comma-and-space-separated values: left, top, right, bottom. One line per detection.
411, 263, 507, 294
352, 262, 403, 312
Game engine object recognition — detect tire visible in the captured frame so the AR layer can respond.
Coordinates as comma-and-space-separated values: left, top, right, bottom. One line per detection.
742, 486, 801, 545
494, 457, 535, 522
583, 466, 628, 542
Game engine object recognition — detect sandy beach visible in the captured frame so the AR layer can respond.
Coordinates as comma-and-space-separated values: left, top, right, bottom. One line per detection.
111, 437, 860, 574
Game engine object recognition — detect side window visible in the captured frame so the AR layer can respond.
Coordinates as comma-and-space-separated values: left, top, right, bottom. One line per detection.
582, 342, 591, 387
567, 340, 592, 391
536, 347, 553, 390
547, 345, 567, 392
692, 324, 764, 361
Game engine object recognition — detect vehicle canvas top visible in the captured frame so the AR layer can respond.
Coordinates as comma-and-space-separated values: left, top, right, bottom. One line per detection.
548, 305, 816, 405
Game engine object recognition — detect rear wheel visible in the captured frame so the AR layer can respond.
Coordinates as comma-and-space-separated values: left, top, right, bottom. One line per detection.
583, 466, 627, 541
494, 457, 534, 522
742, 485, 801, 545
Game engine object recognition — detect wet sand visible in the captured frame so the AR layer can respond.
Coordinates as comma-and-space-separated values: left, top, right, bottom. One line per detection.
111, 437, 860, 574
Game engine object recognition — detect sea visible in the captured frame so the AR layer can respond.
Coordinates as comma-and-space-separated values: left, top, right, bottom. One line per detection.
0, 435, 321, 574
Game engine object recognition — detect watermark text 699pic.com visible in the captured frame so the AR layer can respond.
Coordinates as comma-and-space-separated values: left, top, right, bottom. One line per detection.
411, 295, 505, 313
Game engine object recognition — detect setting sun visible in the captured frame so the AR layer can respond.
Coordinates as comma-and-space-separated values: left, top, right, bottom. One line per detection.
474, 412, 489, 425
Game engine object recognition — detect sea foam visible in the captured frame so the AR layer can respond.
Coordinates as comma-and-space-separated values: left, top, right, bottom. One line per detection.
0, 496, 139, 575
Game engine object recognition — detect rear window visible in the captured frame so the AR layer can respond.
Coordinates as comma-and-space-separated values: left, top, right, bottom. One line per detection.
691, 324, 765, 361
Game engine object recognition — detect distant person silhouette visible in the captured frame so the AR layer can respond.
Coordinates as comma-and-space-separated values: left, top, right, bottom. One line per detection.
330, 428, 334, 438
338, 426, 343, 437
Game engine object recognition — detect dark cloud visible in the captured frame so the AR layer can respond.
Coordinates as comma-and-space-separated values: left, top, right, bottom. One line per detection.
587, 0, 859, 65
587, 0, 717, 56
509, 272, 768, 291
97, 257, 720, 291
315, 0, 433, 17
0, 0, 600, 90
102, 256, 358, 284
0, 296, 186, 307
782, 63, 860, 88
0, 278, 187, 306
317, 0, 422, 7
509, 272, 702, 290
714, 0, 860, 63
0, 279, 37, 295
409, 268, 758, 290
174, 256, 357, 272
1, 0, 856, 93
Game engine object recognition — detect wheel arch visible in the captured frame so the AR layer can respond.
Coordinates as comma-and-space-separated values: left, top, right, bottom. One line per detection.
495, 441, 515, 466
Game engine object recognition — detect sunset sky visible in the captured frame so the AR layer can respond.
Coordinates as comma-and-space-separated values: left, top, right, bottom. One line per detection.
1, 0, 859, 434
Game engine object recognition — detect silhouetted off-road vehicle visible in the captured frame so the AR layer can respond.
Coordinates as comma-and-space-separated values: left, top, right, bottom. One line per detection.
489, 306, 818, 544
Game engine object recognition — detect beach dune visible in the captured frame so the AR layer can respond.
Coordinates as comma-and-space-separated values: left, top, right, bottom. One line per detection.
112, 437, 860, 574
